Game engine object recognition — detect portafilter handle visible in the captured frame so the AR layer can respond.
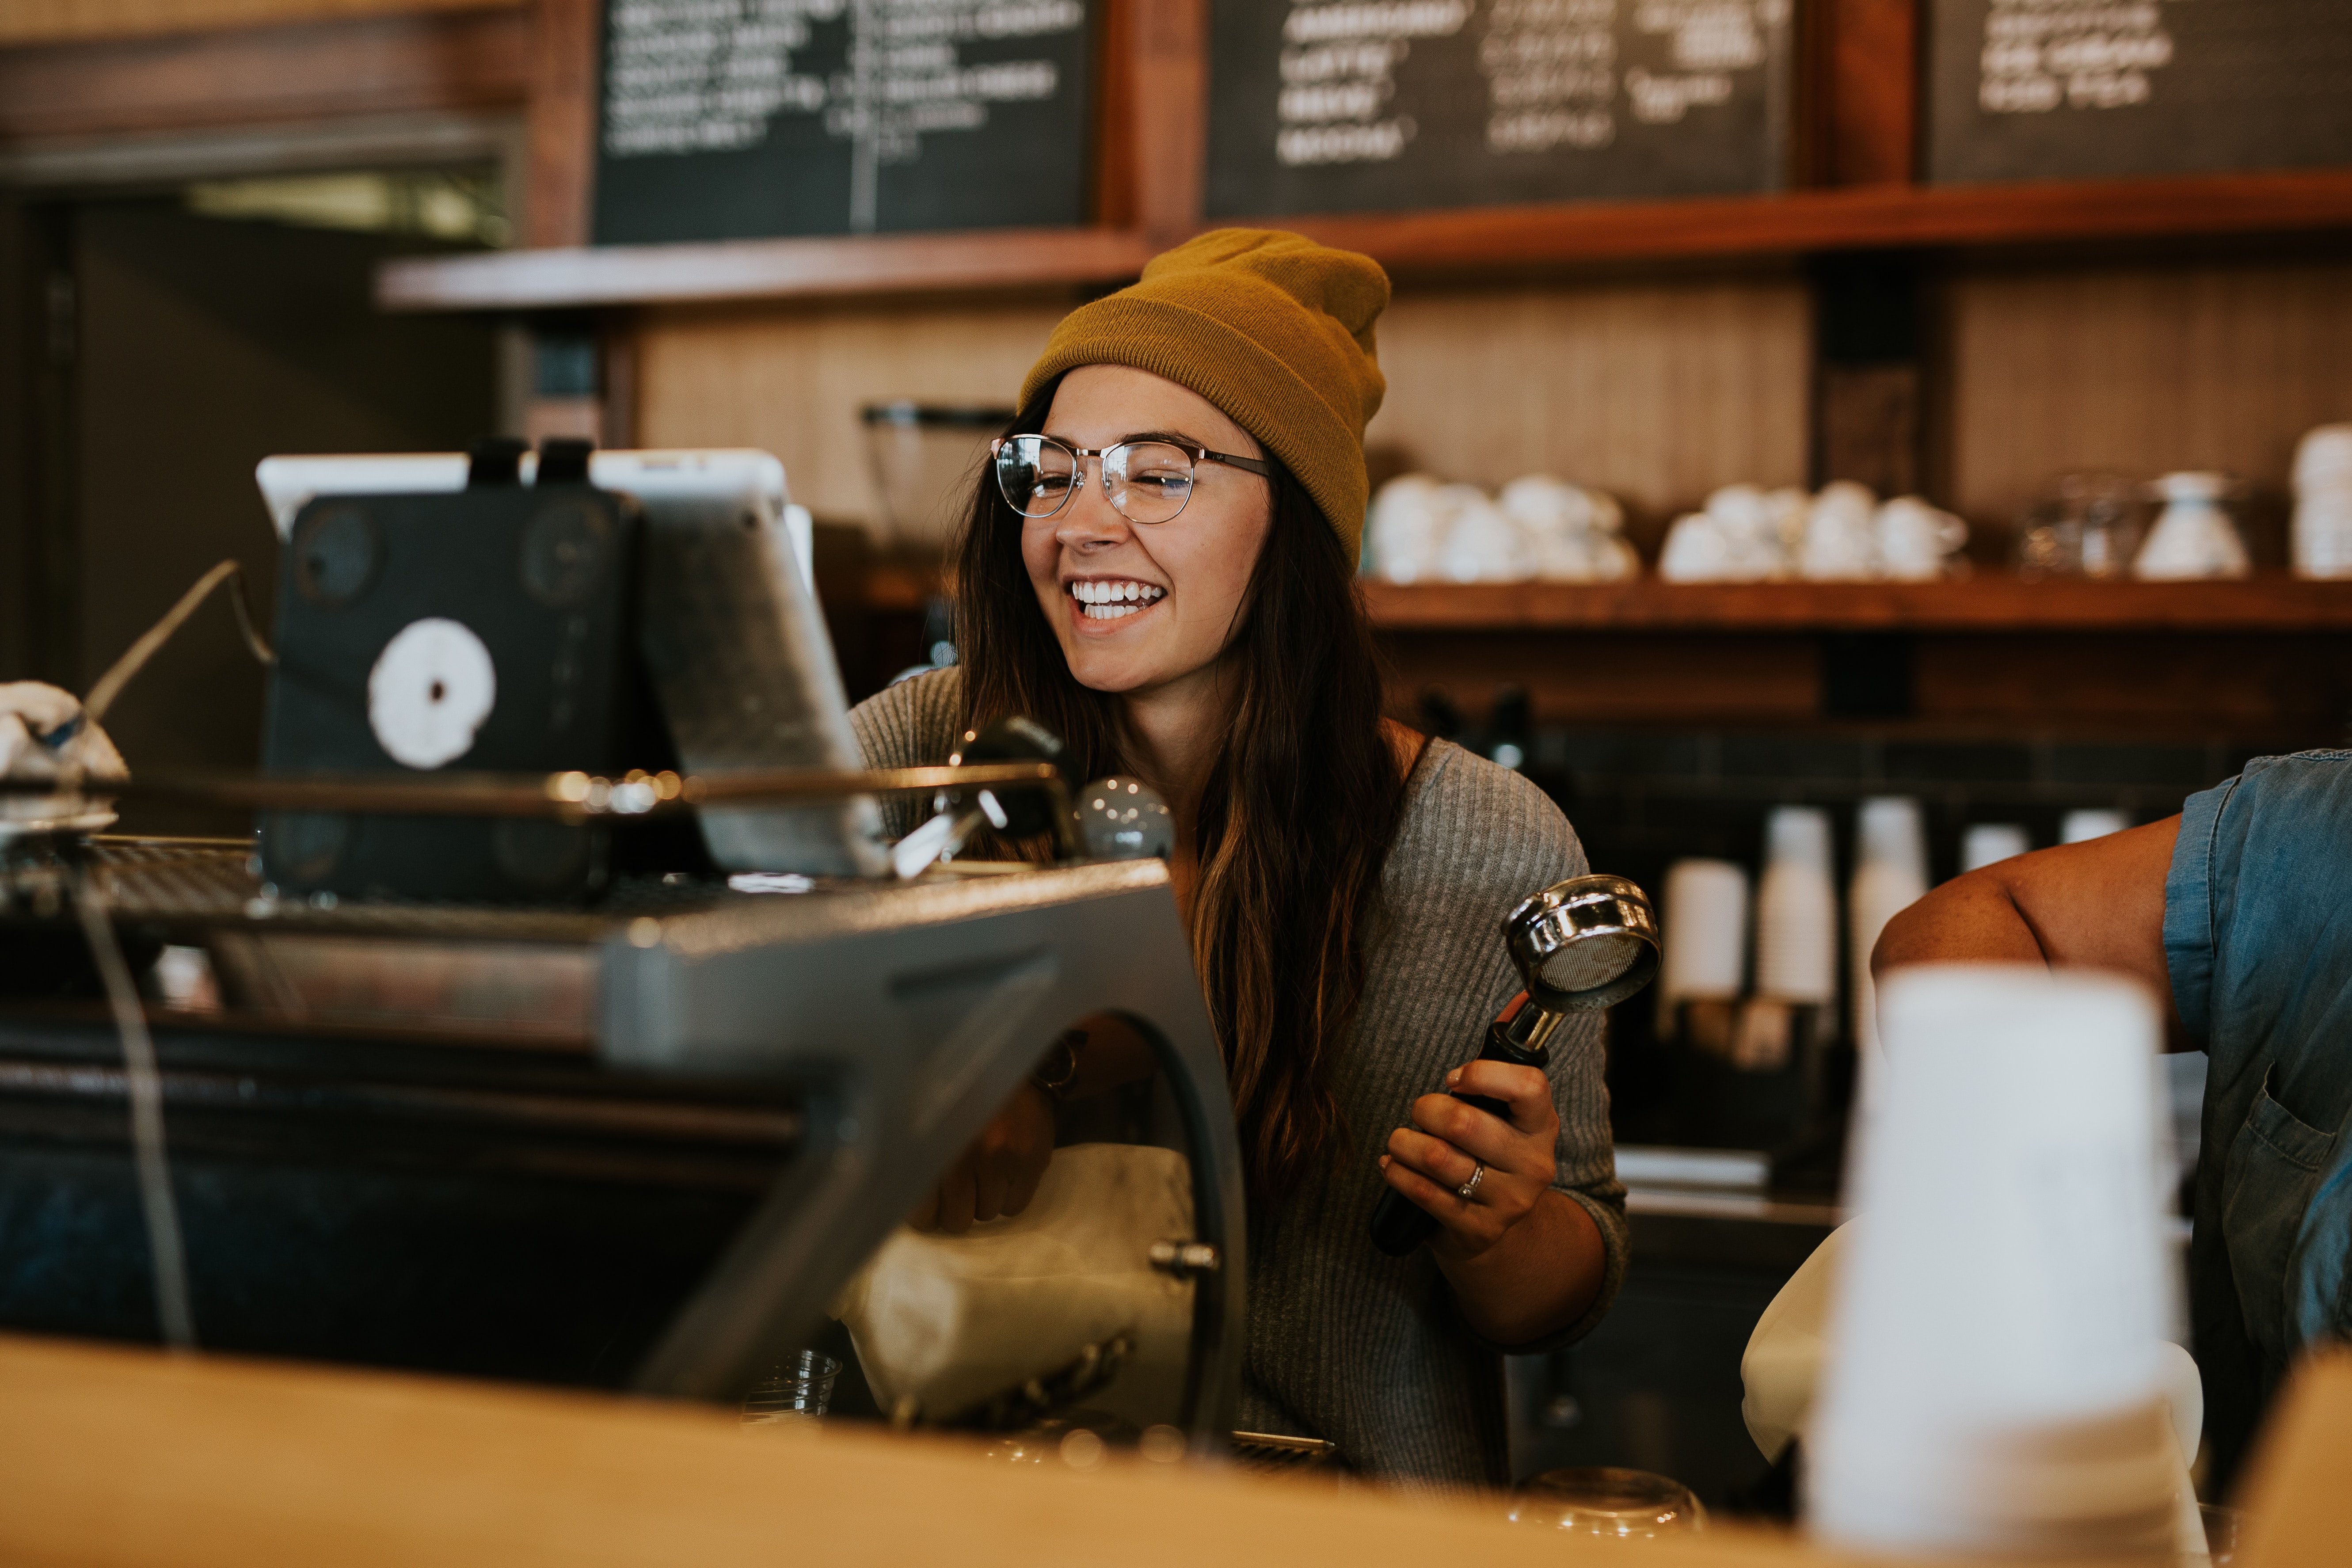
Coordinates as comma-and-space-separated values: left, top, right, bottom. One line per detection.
1366, 872, 1659, 1258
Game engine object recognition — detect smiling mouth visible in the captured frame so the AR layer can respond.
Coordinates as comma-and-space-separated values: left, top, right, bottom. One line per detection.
1066, 578, 1167, 620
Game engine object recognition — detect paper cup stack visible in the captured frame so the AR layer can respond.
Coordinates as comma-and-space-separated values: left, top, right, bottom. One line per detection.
1658, 858, 1751, 1023
1808, 966, 2183, 1560
1755, 807, 1837, 1011
2062, 808, 2129, 845
2293, 424, 2352, 579
1961, 823, 2030, 872
1846, 798, 1927, 1069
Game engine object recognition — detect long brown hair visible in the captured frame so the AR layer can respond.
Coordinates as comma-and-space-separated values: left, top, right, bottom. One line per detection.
953, 380, 1413, 1197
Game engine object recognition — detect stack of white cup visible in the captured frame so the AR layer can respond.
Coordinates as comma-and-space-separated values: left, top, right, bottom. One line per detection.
2062, 808, 2129, 845
2293, 424, 2352, 579
1754, 807, 1838, 1014
1960, 823, 2029, 872
1808, 966, 2185, 1559
1847, 798, 1927, 1068
1657, 858, 1751, 1024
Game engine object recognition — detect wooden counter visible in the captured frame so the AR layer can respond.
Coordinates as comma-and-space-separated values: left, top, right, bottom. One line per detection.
0, 1331, 2341, 1568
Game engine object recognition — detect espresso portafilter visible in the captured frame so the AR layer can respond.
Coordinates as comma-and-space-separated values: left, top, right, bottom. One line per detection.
1368, 873, 1661, 1257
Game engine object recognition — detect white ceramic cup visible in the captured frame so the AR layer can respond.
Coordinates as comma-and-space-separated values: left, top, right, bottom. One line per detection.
1876, 497, 1968, 581
2134, 472, 2250, 581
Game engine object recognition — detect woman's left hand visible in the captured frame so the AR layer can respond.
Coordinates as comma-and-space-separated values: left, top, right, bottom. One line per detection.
1379, 1059, 1558, 1263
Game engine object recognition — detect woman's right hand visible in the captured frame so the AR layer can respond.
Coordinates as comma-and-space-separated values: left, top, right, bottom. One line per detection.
909, 1082, 1055, 1233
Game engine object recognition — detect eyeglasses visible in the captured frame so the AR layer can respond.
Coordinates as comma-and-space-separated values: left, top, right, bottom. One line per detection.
991, 434, 1271, 526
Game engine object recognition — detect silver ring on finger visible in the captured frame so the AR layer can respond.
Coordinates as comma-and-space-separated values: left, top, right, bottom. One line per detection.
1457, 1162, 1484, 1201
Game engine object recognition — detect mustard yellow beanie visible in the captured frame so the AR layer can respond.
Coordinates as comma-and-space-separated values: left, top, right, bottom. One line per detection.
1018, 229, 1389, 557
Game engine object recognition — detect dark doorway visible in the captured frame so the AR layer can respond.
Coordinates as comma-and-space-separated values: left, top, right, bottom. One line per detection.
23, 193, 498, 835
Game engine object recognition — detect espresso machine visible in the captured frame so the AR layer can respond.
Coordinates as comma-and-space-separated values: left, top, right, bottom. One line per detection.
0, 445, 1246, 1447
0, 836, 1241, 1432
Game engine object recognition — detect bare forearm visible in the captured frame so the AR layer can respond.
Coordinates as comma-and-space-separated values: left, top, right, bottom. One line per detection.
1435, 1189, 1606, 1347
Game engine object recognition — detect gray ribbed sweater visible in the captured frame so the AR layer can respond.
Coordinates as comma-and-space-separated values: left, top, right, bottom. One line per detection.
849, 669, 1628, 1489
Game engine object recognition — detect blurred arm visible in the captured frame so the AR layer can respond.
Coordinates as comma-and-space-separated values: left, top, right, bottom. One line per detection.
1872, 816, 2189, 1043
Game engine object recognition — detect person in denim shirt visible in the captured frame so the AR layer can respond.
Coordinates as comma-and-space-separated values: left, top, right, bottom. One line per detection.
1875, 750, 2352, 1496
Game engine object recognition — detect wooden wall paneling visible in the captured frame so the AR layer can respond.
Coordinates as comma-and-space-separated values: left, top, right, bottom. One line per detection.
632, 296, 1078, 523
1379, 626, 2352, 740
1362, 276, 1813, 540
0, 8, 532, 144
1911, 632, 2352, 741
525, 0, 599, 248
0, 200, 79, 687
1130, 0, 1206, 245
598, 310, 637, 449
0, 0, 520, 47
1379, 630, 1825, 727
1943, 256, 2352, 552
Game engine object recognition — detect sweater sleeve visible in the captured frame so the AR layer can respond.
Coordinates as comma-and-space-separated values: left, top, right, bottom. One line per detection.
845, 667, 965, 841
1378, 744, 1629, 1356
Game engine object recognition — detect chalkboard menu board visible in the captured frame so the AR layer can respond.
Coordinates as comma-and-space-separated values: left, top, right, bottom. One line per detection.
594, 0, 1096, 245
1927, 0, 2352, 183
1206, 0, 1794, 218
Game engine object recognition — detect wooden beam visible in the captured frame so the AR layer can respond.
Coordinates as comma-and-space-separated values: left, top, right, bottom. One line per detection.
0, 8, 530, 144
378, 225, 1153, 310
524, 0, 598, 248
1819, 0, 1918, 186
1131, 0, 1206, 246
380, 165, 2352, 310
1090, 0, 1138, 229
1265, 169, 2352, 272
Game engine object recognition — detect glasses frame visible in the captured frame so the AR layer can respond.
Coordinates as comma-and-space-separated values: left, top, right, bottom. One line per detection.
990, 434, 1272, 525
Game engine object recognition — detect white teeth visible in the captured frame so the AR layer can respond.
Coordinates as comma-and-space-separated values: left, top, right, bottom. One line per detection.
1068, 580, 1164, 616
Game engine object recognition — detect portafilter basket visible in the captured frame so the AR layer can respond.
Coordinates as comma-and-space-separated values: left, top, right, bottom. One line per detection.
1505, 873, 1660, 1015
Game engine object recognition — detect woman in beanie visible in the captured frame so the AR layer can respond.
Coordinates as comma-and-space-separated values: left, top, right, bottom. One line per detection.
850, 229, 1625, 1488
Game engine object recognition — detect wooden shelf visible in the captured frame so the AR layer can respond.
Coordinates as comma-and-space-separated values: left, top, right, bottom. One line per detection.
1263, 168, 2352, 274
1362, 576, 2352, 633
376, 225, 1154, 312
377, 168, 2352, 311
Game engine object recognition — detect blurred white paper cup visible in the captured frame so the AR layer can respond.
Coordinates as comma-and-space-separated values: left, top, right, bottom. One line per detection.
2291, 425, 2352, 579
1659, 858, 1751, 1010
1808, 965, 2179, 1560
1756, 807, 1837, 1007
2062, 808, 2130, 845
1848, 798, 1927, 1069
1961, 823, 2031, 872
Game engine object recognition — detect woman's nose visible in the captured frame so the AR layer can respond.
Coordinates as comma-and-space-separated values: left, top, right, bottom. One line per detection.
1055, 462, 1131, 547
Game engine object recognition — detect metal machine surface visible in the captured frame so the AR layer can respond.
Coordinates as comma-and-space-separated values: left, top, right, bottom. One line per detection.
0, 836, 1244, 1443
